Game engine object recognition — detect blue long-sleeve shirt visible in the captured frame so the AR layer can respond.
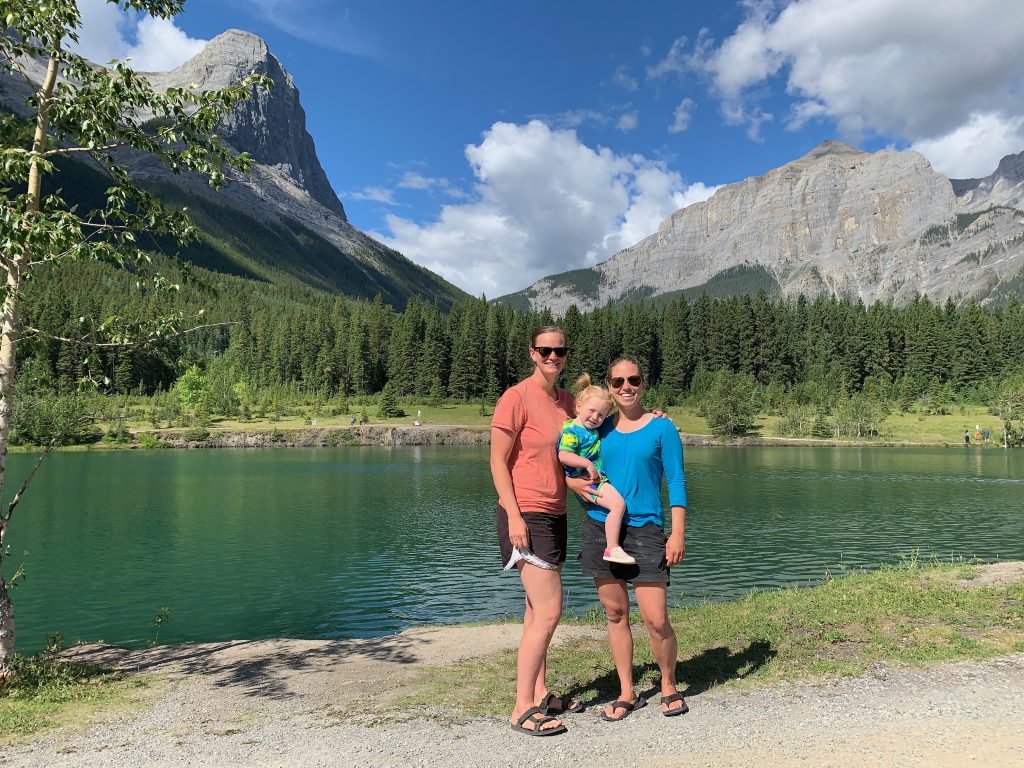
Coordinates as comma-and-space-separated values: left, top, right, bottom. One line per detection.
584, 416, 687, 528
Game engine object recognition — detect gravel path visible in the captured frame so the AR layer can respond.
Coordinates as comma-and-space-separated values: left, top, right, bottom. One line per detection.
4, 624, 1024, 768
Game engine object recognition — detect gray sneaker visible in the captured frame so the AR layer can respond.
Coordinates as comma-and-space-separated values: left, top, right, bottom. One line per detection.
603, 546, 636, 565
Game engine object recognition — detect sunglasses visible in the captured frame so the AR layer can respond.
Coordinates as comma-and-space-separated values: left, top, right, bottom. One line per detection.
532, 346, 569, 358
608, 375, 643, 388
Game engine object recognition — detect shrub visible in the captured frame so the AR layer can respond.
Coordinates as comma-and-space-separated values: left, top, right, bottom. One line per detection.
136, 434, 166, 449
10, 395, 94, 446
700, 371, 759, 437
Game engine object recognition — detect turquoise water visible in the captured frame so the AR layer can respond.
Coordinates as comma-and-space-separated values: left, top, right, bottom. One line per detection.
6, 445, 1023, 652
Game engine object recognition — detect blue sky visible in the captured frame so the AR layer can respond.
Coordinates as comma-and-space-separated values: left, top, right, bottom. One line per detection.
74, 0, 1024, 297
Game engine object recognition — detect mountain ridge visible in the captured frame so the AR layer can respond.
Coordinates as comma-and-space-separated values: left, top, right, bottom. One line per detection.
502, 142, 1024, 313
0, 28, 467, 310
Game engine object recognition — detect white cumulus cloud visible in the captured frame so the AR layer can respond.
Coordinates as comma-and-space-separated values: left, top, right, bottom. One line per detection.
347, 186, 399, 205
72, 0, 206, 70
617, 111, 640, 133
373, 121, 715, 297
669, 98, 696, 134
659, 0, 1024, 175
912, 113, 1024, 179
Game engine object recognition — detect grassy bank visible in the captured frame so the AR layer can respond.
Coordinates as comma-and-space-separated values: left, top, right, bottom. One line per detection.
55, 401, 1009, 451
0, 654, 154, 744
404, 560, 1024, 716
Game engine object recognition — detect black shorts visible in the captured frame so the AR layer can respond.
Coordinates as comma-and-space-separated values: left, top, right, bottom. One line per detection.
579, 515, 670, 585
497, 506, 567, 568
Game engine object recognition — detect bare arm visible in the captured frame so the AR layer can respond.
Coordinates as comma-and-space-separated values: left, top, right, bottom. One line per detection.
490, 426, 529, 549
665, 505, 686, 566
565, 474, 596, 501
558, 450, 599, 481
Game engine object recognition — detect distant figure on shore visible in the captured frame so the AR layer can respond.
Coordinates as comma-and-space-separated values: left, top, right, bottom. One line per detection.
983, 428, 990, 442
964, 430, 970, 445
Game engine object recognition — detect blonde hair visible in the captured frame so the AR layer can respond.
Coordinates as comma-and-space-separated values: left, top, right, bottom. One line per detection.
530, 324, 565, 346
574, 373, 614, 410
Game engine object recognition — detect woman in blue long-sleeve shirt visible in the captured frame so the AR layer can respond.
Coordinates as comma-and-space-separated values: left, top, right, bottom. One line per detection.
570, 355, 689, 721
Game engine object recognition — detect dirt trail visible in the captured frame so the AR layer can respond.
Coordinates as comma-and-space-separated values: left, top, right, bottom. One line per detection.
4, 627, 1023, 768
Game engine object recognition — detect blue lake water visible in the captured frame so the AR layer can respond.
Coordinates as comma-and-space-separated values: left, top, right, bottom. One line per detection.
6, 445, 1023, 653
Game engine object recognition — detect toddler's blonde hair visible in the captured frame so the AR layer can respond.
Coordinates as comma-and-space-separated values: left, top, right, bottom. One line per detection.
574, 373, 615, 410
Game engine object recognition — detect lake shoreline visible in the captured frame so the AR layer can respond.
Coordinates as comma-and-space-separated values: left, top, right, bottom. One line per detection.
7, 562, 1024, 767
19, 423, 1005, 451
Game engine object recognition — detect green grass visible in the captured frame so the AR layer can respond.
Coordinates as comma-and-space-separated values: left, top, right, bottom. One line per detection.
0, 655, 154, 744
400, 560, 1024, 717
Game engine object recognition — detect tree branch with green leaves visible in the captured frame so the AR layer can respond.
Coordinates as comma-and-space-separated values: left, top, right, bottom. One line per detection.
0, 0, 271, 673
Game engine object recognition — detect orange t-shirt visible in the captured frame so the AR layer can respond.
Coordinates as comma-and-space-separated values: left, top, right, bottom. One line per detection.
491, 378, 575, 514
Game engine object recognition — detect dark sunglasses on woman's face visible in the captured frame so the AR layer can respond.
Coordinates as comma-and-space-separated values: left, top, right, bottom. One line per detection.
532, 346, 569, 358
608, 375, 643, 388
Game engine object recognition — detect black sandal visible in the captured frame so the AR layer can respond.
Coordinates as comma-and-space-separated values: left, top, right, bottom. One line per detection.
600, 697, 647, 722
540, 691, 584, 715
660, 692, 689, 717
511, 706, 568, 736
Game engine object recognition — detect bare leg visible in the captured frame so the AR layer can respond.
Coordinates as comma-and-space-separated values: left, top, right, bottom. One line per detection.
595, 578, 641, 719
520, 591, 548, 704
511, 563, 564, 731
634, 583, 685, 713
596, 484, 627, 550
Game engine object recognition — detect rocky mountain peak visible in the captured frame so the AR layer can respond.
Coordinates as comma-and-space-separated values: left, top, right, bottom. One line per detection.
951, 150, 1024, 211
145, 29, 347, 220
787, 140, 867, 169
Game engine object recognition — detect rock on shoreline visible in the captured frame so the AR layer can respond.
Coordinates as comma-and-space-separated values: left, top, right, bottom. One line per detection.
139, 426, 964, 450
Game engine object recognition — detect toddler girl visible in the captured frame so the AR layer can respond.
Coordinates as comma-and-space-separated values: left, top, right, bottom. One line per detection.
557, 374, 635, 564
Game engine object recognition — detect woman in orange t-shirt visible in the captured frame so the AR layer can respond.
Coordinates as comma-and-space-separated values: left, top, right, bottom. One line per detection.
491, 325, 577, 737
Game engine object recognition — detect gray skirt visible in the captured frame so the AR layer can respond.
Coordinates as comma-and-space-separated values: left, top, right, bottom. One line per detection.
579, 515, 670, 585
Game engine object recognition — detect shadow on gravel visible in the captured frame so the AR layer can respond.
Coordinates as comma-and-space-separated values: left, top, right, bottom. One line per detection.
674, 640, 776, 697
60, 635, 429, 702
580, 639, 776, 708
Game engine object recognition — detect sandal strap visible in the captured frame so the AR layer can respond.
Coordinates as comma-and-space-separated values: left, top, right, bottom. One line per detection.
516, 706, 558, 729
661, 692, 685, 704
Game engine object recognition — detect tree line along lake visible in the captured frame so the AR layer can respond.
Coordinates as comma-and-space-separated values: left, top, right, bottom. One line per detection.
9, 444, 1024, 653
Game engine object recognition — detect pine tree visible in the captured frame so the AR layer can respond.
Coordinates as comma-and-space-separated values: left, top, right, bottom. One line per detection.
377, 382, 403, 418
418, 304, 450, 399
688, 294, 712, 373
483, 304, 508, 401
659, 298, 690, 401
448, 298, 487, 400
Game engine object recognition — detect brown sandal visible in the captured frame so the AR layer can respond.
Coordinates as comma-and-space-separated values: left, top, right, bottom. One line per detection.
511, 706, 567, 736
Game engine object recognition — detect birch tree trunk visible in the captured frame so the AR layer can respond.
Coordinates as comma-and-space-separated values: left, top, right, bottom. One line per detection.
0, 49, 60, 674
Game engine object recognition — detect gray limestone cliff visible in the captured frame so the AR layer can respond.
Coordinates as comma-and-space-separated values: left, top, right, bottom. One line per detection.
506, 141, 1024, 313
144, 29, 346, 220
951, 151, 1024, 212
